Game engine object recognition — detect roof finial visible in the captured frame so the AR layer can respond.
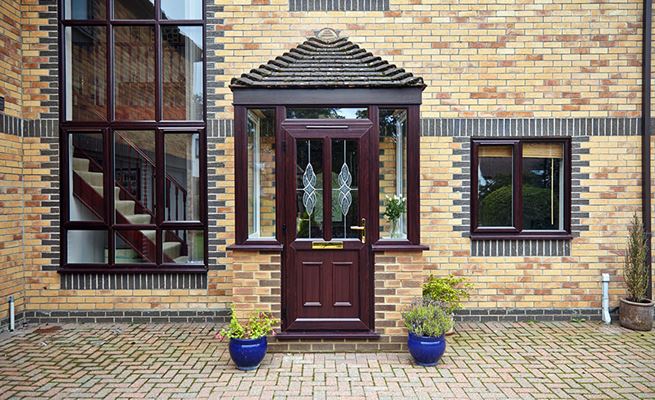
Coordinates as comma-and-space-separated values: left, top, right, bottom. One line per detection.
314, 28, 340, 42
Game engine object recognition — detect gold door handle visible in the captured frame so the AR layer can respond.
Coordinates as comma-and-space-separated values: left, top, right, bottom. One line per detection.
350, 218, 367, 244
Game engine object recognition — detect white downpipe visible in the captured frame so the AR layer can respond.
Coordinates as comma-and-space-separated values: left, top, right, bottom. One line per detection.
601, 273, 611, 324
8, 295, 15, 331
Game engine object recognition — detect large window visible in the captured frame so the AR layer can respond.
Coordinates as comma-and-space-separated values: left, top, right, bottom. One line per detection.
471, 138, 571, 238
60, 0, 206, 270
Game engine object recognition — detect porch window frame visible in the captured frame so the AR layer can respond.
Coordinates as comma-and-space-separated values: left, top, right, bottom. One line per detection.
230, 92, 427, 252
58, 0, 208, 273
470, 137, 573, 240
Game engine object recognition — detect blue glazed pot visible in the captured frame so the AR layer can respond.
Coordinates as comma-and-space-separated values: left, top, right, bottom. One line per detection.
228, 336, 268, 371
407, 332, 446, 367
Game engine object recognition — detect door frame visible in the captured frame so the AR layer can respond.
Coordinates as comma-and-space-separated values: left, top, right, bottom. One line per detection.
280, 118, 375, 332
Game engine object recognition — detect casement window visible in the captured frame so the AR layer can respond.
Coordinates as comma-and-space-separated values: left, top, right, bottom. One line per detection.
471, 138, 571, 239
59, 0, 207, 270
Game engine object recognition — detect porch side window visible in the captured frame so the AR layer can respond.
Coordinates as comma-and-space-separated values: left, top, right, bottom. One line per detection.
379, 109, 408, 239
471, 139, 571, 238
60, 0, 207, 269
247, 109, 276, 239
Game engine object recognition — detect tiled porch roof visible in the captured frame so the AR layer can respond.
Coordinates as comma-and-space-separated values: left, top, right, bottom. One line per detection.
230, 34, 425, 90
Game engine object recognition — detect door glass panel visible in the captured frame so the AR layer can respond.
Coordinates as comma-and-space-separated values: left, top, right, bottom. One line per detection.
286, 108, 368, 119
477, 145, 513, 227
296, 139, 323, 239
332, 139, 359, 239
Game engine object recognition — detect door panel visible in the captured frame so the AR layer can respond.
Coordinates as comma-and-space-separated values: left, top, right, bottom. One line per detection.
283, 120, 373, 332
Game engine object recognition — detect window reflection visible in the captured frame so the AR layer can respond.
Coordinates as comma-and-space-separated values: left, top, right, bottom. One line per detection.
113, 0, 155, 19
162, 26, 204, 120
113, 26, 155, 120
161, 0, 203, 20
379, 109, 408, 239
477, 146, 513, 227
522, 143, 564, 230
247, 109, 276, 239
286, 108, 368, 119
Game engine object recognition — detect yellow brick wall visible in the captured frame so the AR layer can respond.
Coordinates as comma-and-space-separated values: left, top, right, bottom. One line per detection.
215, 0, 643, 119
0, 0, 21, 118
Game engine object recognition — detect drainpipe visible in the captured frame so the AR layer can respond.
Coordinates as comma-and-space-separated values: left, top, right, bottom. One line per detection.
601, 274, 611, 324
8, 296, 15, 332
642, 0, 653, 300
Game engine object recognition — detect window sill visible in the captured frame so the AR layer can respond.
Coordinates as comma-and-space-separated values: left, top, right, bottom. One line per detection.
227, 242, 284, 252
470, 233, 572, 241
371, 241, 429, 252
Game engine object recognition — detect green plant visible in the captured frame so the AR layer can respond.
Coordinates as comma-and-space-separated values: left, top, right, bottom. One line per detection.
624, 214, 649, 302
422, 274, 472, 314
383, 194, 407, 222
216, 308, 278, 341
402, 298, 454, 337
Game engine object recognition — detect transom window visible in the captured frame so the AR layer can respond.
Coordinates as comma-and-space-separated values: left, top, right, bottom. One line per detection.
471, 138, 571, 238
59, 0, 207, 269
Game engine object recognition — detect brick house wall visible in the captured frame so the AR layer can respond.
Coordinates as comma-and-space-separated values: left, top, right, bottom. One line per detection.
0, 0, 654, 343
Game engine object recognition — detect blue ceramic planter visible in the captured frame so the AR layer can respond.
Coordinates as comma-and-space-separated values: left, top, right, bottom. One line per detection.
228, 336, 268, 371
407, 332, 446, 367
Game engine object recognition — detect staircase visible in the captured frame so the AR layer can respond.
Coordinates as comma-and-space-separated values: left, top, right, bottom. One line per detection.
72, 144, 189, 264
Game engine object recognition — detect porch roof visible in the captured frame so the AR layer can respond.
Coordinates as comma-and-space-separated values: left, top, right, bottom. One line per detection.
230, 31, 426, 90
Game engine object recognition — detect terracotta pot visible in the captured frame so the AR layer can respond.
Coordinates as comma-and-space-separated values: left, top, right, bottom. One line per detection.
619, 298, 654, 331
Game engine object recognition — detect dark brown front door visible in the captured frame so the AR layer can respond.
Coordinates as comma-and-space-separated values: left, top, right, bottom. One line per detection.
282, 120, 373, 332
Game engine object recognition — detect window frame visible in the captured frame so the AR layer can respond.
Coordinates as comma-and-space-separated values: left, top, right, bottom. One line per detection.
58, 0, 208, 272
470, 137, 572, 240
231, 103, 426, 252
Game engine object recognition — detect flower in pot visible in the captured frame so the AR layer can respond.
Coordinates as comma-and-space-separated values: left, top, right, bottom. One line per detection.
384, 194, 407, 239
216, 309, 278, 370
619, 214, 654, 331
422, 274, 472, 334
402, 298, 454, 366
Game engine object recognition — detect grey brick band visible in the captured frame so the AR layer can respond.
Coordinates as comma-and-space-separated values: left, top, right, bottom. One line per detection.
471, 239, 571, 257
59, 272, 208, 290
289, 0, 389, 12
455, 308, 603, 322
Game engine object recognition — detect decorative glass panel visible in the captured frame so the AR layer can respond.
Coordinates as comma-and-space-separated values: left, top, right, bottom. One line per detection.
163, 230, 204, 264
522, 143, 564, 230
113, 0, 155, 19
115, 230, 155, 264
64, 0, 105, 20
379, 109, 408, 239
113, 26, 155, 120
161, 0, 203, 20
65, 26, 107, 121
286, 108, 368, 119
162, 26, 203, 120
67, 230, 107, 263
477, 145, 513, 227
165, 133, 200, 221
114, 131, 156, 222
296, 139, 323, 238
247, 109, 276, 239
70, 133, 104, 221
332, 139, 359, 239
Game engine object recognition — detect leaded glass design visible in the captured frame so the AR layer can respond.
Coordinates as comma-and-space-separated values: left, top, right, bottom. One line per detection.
302, 163, 317, 216
337, 163, 352, 217
332, 139, 358, 239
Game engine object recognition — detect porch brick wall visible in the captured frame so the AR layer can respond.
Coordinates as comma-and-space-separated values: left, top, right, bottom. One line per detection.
0, 0, 22, 118
215, 0, 644, 119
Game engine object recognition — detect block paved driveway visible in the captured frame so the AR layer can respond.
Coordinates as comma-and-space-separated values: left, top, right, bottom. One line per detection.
0, 321, 653, 399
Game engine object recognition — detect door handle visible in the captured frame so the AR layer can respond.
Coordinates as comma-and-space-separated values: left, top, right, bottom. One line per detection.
350, 218, 367, 244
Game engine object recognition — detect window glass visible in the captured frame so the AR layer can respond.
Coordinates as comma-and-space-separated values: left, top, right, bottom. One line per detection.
477, 145, 513, 227
379, 109, 408, 239
65, 26, 107, 121
115, 230, 156, 263
165, 133, 200, 221
113, 26, 155, 120
113, 0, 155, 19
162, 26, 203, 120
70, 133, 104, 221
163, 230, 204, 263
114, 131, 156, 222
286, 108, 368, 119
64, 0, 105, 20
161, 0, 203, 20
67, 230, 107, 263
522, 143, 564, 230
247, 109, 276, 239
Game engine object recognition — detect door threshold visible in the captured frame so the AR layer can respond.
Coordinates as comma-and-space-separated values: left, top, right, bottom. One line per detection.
275, 330, 380, 340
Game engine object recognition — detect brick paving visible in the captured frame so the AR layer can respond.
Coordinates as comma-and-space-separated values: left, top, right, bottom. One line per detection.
0, 322, 653, 399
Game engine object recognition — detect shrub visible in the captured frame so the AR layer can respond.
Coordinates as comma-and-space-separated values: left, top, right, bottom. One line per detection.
216, 309, 278, 340
624, 214, 649, 302
402, 298, 454, 337
422, 274, 472, 314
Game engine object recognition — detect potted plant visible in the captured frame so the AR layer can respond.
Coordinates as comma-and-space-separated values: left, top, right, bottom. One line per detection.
619, 214, 654, 331
384, 194, 407, 239
422, 274, 472, 333
402, 298, 454, 366
216, 309, 278, 370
